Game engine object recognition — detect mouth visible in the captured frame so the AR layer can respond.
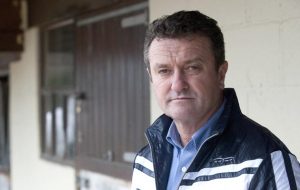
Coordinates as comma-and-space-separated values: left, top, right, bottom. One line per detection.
170, 97, 194, 101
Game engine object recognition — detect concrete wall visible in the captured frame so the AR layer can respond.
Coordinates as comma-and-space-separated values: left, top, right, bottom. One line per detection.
9, 28, 76, 190
149, 0, 300, 158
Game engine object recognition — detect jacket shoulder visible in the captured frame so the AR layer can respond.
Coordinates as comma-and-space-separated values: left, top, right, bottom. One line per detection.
229, 114, 291, 158
135, 144, 152, 162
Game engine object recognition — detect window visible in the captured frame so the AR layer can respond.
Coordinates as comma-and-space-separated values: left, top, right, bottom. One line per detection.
40, 2, 150, 180
0, 76, 9, 171
40, 20, 76, 163
75, 3, 149, 179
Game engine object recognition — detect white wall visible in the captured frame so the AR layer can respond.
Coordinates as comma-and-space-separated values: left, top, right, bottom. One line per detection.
149, 0, 300, 158
9, 28, 76, 190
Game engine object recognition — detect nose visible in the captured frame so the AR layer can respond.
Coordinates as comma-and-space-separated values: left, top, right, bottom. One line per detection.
171, 70, 188, 92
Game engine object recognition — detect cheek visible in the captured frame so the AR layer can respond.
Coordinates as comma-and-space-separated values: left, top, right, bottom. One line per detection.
190, 75, 218, 94
152, 82, 169, 100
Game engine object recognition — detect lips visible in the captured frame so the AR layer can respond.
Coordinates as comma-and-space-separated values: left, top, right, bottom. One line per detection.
169, 97, 194, 101
167, 92, 194, 102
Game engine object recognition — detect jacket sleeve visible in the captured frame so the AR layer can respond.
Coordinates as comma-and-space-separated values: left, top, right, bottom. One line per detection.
249, 150, 300, 190
131, 146, 156, 190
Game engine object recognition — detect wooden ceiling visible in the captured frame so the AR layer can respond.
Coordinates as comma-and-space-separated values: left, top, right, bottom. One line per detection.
0, 0, 145, 68
0, 0, 23, 69
0, 0, 23, 52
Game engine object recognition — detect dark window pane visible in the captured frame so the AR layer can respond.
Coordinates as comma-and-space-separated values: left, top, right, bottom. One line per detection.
43, 94, 54, 155
66, 96, 76, 158
54, 95, 66, 158
44, 24, 74, 90
0, 77, 9, 170
41, 21, 76, 162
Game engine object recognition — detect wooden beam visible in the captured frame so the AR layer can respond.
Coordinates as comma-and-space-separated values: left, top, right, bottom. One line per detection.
0, 0, 23, 52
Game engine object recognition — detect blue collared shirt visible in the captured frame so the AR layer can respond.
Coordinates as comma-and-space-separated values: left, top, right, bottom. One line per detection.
166, 100, 226, 190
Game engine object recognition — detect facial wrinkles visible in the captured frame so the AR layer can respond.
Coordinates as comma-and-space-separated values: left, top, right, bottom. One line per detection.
151, 44, 180, 69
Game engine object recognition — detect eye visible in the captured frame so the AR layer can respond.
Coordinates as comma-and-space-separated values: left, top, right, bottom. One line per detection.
187, 66, 199, 70
158, 68, 171, 75
185, 65, 202, 74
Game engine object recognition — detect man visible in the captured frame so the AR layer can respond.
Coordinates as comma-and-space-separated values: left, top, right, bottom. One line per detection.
131, 10, 300, 190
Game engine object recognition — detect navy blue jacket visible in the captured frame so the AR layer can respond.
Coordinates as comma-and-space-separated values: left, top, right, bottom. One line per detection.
132, 88, 300, 190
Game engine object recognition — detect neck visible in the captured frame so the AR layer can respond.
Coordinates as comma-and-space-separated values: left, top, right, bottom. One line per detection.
174, 120, 204, 147
174, 95, 224, 147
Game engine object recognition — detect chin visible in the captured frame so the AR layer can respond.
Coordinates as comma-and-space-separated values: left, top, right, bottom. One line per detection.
167, 111, 193, 121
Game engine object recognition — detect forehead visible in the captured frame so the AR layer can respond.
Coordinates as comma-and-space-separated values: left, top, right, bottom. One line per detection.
148, 36, 213, 64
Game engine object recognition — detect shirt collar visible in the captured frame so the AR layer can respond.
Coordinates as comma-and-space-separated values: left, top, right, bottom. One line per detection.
166, 122, 183, 149
166, 99, 226, 150
192, 99, 226, 149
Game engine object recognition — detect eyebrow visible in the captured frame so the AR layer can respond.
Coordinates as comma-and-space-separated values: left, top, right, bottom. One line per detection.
150, 62, 171, 71
184, 57, 205, 65
152, 57, 205, 69
154, 63, 170, 68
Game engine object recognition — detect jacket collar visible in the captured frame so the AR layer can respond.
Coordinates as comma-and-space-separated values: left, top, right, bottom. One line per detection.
146, 115, 173, 190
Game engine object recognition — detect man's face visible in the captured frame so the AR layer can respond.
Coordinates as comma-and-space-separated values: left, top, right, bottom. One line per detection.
148, 36, 228, 125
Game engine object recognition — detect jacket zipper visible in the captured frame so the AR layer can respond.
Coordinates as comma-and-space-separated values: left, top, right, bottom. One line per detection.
176, 132, 220, 190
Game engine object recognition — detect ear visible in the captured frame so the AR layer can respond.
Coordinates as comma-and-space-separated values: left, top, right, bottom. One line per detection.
147, 68, 153, 82
218, 61, 228, 89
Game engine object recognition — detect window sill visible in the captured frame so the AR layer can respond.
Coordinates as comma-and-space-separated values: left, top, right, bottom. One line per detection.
41, 153, 75, 167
